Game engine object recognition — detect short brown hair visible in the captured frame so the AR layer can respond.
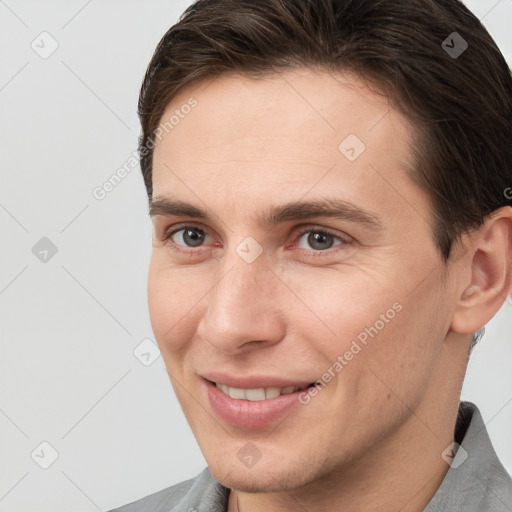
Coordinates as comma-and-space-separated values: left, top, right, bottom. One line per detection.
138, 0, 512, 262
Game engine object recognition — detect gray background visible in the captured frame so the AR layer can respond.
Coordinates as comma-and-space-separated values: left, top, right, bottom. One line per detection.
0, 0, 511, 510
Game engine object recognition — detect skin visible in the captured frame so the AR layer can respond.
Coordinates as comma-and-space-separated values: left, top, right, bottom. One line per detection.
148, 68, 512, 512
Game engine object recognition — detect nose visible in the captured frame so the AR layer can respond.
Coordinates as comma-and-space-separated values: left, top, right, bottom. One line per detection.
195, 250, 286, 355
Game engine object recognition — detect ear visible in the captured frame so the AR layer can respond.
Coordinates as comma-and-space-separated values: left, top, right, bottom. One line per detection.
450, 206, 512, 335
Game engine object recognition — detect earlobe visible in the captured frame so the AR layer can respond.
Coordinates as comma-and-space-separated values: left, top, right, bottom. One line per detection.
450, 207, 512, 335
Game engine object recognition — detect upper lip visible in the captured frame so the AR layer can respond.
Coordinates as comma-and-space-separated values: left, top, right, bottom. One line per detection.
200, 372, 314, 390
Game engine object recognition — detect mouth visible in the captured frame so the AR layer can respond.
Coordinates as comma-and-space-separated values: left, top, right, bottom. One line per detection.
199, 371, 320, 427
207, 379, 314, 401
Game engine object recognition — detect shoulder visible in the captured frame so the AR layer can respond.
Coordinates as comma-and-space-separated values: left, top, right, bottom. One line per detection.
425, 401, 512, 511
107, 466, 230, 512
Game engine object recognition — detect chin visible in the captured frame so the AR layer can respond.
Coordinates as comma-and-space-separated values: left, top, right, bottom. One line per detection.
208, 458, 313, 493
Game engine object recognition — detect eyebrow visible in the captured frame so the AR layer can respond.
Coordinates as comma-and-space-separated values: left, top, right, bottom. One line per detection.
149, 196, 384, 230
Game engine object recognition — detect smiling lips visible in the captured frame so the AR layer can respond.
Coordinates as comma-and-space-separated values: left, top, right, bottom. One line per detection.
200, 371, 314, 399
214, 382, 306, 401
201, 373, 316, 427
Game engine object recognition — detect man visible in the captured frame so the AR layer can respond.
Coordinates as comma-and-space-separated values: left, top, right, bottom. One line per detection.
109, 0, 512, 510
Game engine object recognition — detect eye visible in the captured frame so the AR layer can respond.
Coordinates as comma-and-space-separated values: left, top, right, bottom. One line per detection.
160, 224, 350, 257
295, 227, 348, 253
164, 225, 211, 251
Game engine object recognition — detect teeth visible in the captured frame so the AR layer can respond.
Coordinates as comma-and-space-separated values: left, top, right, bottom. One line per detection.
228, 386, 246, 399
265, 387, 281, 399
215, 382, 301, 401
245, 388, 266, 401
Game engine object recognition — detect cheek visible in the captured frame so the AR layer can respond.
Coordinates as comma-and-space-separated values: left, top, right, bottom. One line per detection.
147, 259, 206, 352
286, 267, 403, 348
288, 266, 442, 400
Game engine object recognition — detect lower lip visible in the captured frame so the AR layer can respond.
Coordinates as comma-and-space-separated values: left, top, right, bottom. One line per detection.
203, 379, 308, 428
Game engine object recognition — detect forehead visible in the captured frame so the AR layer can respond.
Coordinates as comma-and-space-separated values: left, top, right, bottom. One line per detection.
151, 68, 417, 221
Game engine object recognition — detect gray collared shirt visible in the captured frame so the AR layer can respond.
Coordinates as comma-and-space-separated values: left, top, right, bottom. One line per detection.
108, 401, 512, 512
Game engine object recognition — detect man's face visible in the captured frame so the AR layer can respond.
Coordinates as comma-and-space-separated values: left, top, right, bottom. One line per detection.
148, 68, 458, 491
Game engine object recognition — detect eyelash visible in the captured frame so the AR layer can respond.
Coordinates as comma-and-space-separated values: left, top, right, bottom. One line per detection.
160, 224, 351, 258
